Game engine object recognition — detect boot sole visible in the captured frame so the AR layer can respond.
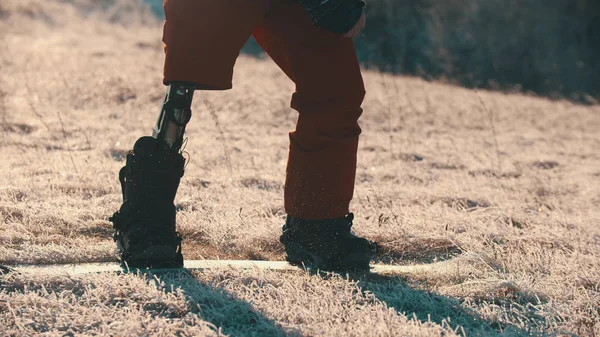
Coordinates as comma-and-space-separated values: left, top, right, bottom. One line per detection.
122, 245, 183, 269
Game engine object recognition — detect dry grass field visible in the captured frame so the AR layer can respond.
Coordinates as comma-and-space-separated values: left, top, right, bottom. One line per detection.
1, 1, 599, 336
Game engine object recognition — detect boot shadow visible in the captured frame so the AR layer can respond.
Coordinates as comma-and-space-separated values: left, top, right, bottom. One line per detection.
287, 263, 527, 336
351, 273, 530, 336
144, 267, 529, 336
155, 271, 294, 337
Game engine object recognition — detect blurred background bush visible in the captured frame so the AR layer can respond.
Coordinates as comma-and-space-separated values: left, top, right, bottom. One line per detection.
145, 0, 599, 102
354, 0, 599, 102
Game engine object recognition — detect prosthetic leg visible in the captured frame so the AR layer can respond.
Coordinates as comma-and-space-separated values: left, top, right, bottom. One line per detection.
152, 82, 195, 150
109, 82, 195, 268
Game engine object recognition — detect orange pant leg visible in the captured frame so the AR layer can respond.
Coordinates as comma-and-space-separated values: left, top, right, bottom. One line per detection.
162, 0, 272, 89
253, 2, 366, 220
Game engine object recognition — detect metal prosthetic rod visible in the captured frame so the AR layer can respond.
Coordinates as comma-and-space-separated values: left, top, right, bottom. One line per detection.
152, 82, 195, 151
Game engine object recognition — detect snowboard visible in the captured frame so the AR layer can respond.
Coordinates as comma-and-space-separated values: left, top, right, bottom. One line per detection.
7, 259, 442, 276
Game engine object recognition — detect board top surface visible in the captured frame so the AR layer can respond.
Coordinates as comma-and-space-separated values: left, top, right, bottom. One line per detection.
8, 259, 442, 275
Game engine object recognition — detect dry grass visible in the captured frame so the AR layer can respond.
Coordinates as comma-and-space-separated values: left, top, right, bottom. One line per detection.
1, 0, 599, 336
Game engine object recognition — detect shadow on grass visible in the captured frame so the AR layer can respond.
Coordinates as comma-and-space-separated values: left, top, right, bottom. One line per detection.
157, 271, 293, 337
352, 242, 533, 335
372, 237, 463, 265
150, 244, 502, 335
353, 274, 506, 336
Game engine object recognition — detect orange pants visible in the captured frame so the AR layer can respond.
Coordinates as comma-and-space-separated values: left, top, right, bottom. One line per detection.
163, 0, 366, 220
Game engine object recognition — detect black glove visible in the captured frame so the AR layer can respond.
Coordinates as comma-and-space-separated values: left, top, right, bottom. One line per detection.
295, 0, 366, 35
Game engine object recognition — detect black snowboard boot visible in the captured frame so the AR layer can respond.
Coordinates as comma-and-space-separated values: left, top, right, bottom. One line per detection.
280, 213, 377, 272
109, 136, 185, 269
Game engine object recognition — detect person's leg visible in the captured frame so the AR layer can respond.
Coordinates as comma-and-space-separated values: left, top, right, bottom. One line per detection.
252, 1, 375, 271
110, 0, 271, 268
253, 1, 365, 220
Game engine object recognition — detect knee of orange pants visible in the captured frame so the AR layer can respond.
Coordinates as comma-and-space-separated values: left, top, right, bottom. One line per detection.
284, 85, 366, 220
291, 86, 366, 148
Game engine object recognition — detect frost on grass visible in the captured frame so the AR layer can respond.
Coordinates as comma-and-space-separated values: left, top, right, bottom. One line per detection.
1, 272, 217, 336
0, 270, 463, 337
